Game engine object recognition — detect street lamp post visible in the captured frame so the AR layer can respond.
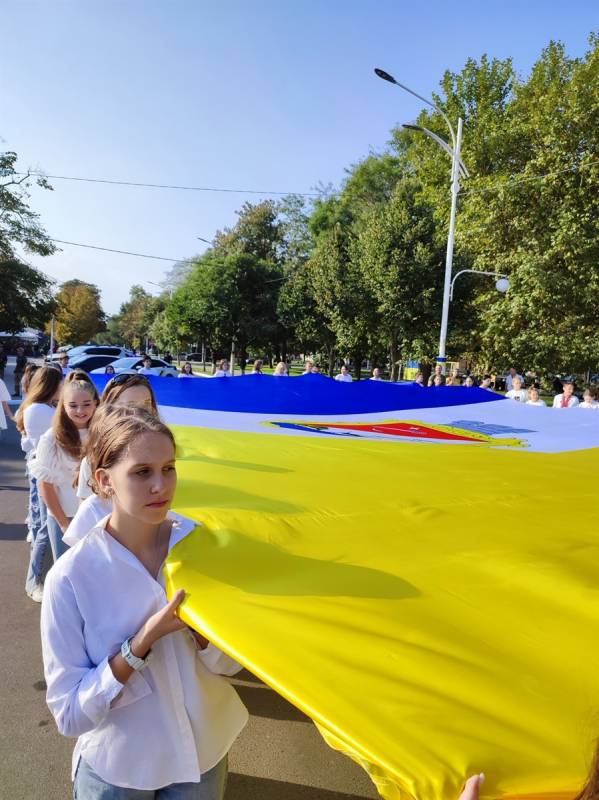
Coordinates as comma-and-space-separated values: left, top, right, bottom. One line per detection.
375, 68, 468, 373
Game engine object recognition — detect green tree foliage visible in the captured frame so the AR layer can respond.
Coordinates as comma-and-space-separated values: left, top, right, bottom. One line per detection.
0, 151, 55, 258
0, 259, 56, 333
354, 178, 446, 378
213, 200, 284, 264
53, 280, 106, 345
117, 286, 159, 349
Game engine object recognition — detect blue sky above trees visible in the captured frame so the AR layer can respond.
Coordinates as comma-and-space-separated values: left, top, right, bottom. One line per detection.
1, 0, 597, 314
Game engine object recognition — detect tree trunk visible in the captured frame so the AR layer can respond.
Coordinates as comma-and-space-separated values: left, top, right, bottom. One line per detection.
390, 340, 399, 382
327, 347, 335, 377
352, 352, 362, 381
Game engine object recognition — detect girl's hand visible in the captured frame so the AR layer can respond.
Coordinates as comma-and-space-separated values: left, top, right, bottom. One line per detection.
132, 589, 188, 656
459, 774, 485, 800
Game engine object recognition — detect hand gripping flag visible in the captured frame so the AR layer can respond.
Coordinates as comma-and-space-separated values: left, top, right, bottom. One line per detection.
97, 374, 599, 799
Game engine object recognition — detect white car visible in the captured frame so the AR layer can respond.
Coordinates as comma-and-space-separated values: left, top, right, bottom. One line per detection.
90, 356, 179, 377
47, 345, 131, 363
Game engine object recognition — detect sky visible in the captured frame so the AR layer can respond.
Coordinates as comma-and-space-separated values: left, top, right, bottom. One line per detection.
2, 0, 597, 316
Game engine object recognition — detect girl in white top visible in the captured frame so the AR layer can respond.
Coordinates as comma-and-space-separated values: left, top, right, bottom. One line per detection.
31, 373, 99, 563
274, 361, 288, 376
579, 388, 598, 409
525, 386, 546, 406
138, 355, 155, 375
41, 408, 247, 799
505, 376, 527, 402
213, 358, 232, 377
179, 361, 196, 378
15, 366, 63, 602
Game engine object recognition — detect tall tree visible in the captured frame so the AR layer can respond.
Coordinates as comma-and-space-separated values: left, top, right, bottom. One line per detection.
53, 280, 105, 344
213, 200, 284, 265
354, 178, 446, 379
0, 259, 56, 333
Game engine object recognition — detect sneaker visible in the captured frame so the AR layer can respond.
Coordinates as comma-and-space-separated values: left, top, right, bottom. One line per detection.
26, 531, 33, 543
27, 583, 43, 603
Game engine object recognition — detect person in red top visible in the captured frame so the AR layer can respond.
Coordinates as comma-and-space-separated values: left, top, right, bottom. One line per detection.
552, 380, 580, 408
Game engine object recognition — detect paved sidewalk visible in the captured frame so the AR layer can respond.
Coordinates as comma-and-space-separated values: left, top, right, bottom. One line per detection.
0, 362, 377, 800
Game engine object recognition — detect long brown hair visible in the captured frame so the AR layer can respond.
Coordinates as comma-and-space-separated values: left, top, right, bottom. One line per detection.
15, 366, 63, 433
101, 374, 158, 413
576, 742, 599, 800
21, 363, 40, 395
53, 371, 99, 459
87, 405, 175, 498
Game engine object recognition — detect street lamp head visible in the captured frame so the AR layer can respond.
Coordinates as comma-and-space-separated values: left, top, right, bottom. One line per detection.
496, 278, 510, 294
374, 68, 397, 85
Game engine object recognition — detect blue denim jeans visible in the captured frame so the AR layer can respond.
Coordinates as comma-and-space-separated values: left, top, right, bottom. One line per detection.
74, 756, 228, 800
25, 478, 49, 593
47, 513, 69, 562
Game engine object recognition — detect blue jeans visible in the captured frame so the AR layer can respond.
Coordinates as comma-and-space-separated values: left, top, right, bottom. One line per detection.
25, 478, 49, 593
47, 513, 69, 562
74, 756, 228, 800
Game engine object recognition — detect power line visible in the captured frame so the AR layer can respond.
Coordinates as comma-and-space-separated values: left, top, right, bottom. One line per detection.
15, 172, 320, 198
51, 238, 190, 263
461, 159, 599, 196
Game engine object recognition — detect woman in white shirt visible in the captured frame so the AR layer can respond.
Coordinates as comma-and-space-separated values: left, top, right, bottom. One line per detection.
31, 373, 99, 564
41, 407, 247, 799
15, 366, 63, 602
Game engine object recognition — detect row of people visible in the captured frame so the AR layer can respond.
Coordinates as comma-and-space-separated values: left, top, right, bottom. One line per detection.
13, 367, 247, 798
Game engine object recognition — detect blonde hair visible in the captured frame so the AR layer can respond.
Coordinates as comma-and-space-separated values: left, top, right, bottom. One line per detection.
274, 361, 287, 375
53, 371, 100, 459
15, 366, 63, 433
87, 406, 175, 498
101, 374, 158, 413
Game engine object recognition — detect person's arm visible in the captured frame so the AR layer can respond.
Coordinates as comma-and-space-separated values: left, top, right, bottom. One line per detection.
459, 774, 484, 800
2, 400, 14, 423
39, 482, 70, 531
42, 578, 187, 738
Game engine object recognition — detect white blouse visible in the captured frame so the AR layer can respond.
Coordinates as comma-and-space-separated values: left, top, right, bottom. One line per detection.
30, 429, 87, 518
41, 513, 248, 789
77, 456, 93, 499
21, 402, 55, 457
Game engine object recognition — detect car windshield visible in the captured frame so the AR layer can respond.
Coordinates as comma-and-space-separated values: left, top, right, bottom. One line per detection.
108, 357, 141, 369
66, 345, 87, 356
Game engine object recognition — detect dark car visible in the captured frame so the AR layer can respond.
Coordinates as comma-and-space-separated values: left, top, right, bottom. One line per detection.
185, 353, 204, 362
69, 354, 120, 373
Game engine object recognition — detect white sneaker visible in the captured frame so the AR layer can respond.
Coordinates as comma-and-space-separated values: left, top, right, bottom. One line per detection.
26, 530, 33, 543
27, 583, 43, 603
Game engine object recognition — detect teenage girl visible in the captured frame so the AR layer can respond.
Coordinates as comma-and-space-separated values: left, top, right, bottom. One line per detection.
15, 366, 63, 602
41, 406, 247, 799
30, 372, 99, 563
65, 375, 160, 547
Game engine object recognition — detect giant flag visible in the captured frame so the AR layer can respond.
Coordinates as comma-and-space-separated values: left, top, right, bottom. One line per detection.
100, 374, 599, 800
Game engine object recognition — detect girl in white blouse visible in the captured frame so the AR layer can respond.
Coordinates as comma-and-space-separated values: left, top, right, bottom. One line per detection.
31, 372, 99, 563
15, 366, 63, 602
41, 407, 247, 799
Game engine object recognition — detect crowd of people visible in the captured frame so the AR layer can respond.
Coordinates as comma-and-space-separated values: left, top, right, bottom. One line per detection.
1, 355, 599, 799
5, 364, 247, 799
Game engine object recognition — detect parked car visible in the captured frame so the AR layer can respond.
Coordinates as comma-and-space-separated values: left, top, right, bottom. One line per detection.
90, 356, 178, 377
185, 353, 204, 362
68, 354, 121, 373
47, 345, 129, 363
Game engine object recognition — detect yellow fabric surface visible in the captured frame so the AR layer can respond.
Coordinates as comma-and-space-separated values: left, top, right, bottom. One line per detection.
165, 424, 599, 800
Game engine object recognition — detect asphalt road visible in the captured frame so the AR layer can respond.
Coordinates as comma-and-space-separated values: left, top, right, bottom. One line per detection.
0, 360, 378, 800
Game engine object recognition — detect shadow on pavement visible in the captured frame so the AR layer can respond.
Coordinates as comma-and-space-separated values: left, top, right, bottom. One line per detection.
227, 773, 373, 800
233, 682, 311, 723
